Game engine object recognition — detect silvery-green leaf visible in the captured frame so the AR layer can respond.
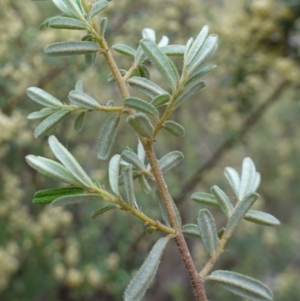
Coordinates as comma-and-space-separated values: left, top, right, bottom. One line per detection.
123, 165, 136, 206
124, 97, 159, 117
62, 0, 84, 18
48, 135, 94, 188
184, 37, 194, 60
239, 157, 256, 200
91, 205, 118, 219
45, 41, 100, 57
224, 167, 240, 196
27, 87, 63, 108
139, 174, 152, 194
27, 108, 57, 120
191, 192, 220, 207
160, 45, 185, 56
88, 0, 108, 19
211, 186, 234, 216
121, 150, 145, 170
75, 80, 83, 92
185, 25, 209, 65
250, 172, 261, 192
108, 154, 120, 195
26, 155, 81, 186
126, 113, 153, 139
97, 114, 120, 160
182, 224, 201, 238
184, 65, 217, 86
137, 139, 145, 164
138, 64, 150, 79
158, 151, 184, 173
69, 90, 101, 110
151, 94, 170, 107
244, 210, 280, 226
141, 39, 177, 91
99, 17, 107, 37
49, 16, 87, 30
163, 120, 185, 137
134, 44, 147, 64
112, 43, 136, 58
206, 270, 273, 301
124, 236, 171, 301
34, 109, 70, 138
128, 77, 169, 99
74, 111, 86, 131
227, 193, 259, 233
52, 0, 74, 16
187, 34, 218, 76
168, 57, 180, 83
52, 193, 103, 207
33, 187, 84, 205
197, 209, 218, 256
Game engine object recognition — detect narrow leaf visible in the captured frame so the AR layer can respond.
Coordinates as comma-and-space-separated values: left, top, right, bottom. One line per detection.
224, 167, 240, 196
48, 135, 94, 188
33, 187, 84, 205
158, 151, 184, 173
74, 111, 87, 131
191, 192, 220, 207
137, 139, 145, 164
123, 165, 136, 206
27, 87, 63, 108
206, 270, 273, 301
52, 193, 103, 207
91, 205, 118, 219
182, 224, 201, 238
97, 114, 120, 160
44, 41, 100, 57
112, 43, 136, 58
128, 77, 169, 99
244, 210, 280, 226
108, 154, 120, 195
151, 94, 170, 107
141, 39, 177, 90
89, 0, 108, 19
184, 37, 194, 60
184, 65, 217, 86
121, 150, 145, 170
239, 157, 257, 200
75, 80, 84, 92
49, 16, 87, 30
27, 108, 57, 120
126, 113, 153, 139
211, 186, 234, 216
99, 17, 107, 37
69, 90, 101, 110
124, 236, 171, 301
197, 209, 218, 256
163, 120, 185, 137
124, 97, 159, 117
34, 109, 70, 138
139, 174, 152, 194
227, 193, 259, 233
250, 172, 261, 192
160, 45, 185, 56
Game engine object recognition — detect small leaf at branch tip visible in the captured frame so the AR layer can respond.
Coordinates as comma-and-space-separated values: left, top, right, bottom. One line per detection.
51, 194, 103, 207
108, 154, 121, 195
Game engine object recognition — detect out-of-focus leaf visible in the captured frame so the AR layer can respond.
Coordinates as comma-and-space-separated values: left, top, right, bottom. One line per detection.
124, 97, 159, 117
112, 43, 136, 58
99, 17, 107, 37
91, 205, 118, 219
88, 0, 108, 19
138, 64, 150, 79
74, 111, 87, 131
244, 210, 280, 226
191, 192, 220, 207
163, 120, 185, 137
49, 16, 87, 30
27, 87, 63, 108
184, 37, 194, 60
52, 193, 103, 207
69, 90, 101, 110
75, 80, 84, 92
160, 45, 185, 56
158, 151, 184, 173
126, 113, 153, 139
211, 186, 234, 216
108, 154, 121, 195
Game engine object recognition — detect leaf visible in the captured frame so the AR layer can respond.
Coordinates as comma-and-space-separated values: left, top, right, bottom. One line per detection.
49, 16, 87, 30
108, 154, 121, 195
163, 120, 185, 137
27, 87, 63, 108
52, 193, 103, 207
48, 135, 94, 188
197, 209, 218, 256
27, 108, 57, 120
34, 109, 70, 138
123, 165, 136, 206
85, 53, 97, 66
91, 205, 118, 219
88, 0, 109, 19
69, 90, 101, 110
137, 139, 146, 164
185, 25, 209, 66
244, 210, 280, 226
121, 150, 145, 170
150, 94, 170, 107
184, 65, 217, 86
62, 0, 84, 18
33, 187, 84, 205
160, 45, 185, 56
184, 37, 194, 60
226, 193, 259, 233
107, 69, 127, 82
126, 113, 153, 139
239, 157, 257, 200
74, 111, 87, 131
128, 77, 169, 99
224, 167, 240, 197
25, 155, 81, 186
44, 41, 100, 57
141, 39, 178, 91
112, 43, 136, 58
191, 192, 220, 207
99, 17, 107, 37
75, 80, 84, 92
124, 236, 171, 301
182, 224, 201, 238
97, 114, 120, 160
124, 97, 159, 117
138, 174, 152, 194
134, 44, 147, 65
138, 64, 150, 79
211, 186, 234, 217
206, 270, 273, 301
251, 172, 261, 192
158, 151, 184, 173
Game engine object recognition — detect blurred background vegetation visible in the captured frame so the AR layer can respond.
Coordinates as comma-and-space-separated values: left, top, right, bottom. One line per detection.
1, 0, 300, 300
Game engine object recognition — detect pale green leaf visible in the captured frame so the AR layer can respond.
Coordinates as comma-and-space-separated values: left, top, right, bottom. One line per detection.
191, 192, 219, 207
239, 157, 257, 200
150, 94, 170, 107
88, 0, 108, 19
184, 65, 217, 86
211, 186, 234, 216
49, 16, 87, 30
224, 167, 240, 197
99, 17, 107, 37
108, 154, 121, 195
244, 210, 280, 226
121, 150, 145, 170
75, 80, 84, 92
138, 174, 152, 194
158, 151, 184, 173
137, 139, 145, 164
74, 111, 87, 131
122, 165, 136, 206
182, 224, 201, 238
124, 97, 159, 117
163, 120, 185, 137
160, 45, 185, 56
112, 43, 136, 58
91, 205, 118, 219
27, 108, 57, 120
27, 87, 63, 108
52, 193, 103, 207
69, 90, 101, 110
126, 113, 153, 139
